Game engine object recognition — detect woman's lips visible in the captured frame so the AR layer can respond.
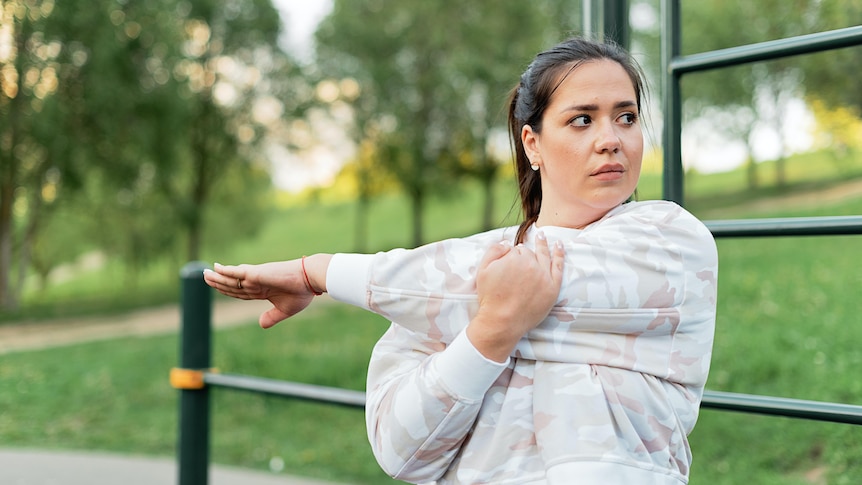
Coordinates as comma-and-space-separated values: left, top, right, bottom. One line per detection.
590, 164, 625, 180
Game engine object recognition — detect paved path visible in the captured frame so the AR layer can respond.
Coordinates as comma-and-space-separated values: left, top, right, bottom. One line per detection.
0, 298, 276, 355
0, 297, 352, 485
0, 448, 344, 485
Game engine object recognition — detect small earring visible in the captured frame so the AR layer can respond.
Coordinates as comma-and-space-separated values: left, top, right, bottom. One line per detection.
530, 163, 539, 172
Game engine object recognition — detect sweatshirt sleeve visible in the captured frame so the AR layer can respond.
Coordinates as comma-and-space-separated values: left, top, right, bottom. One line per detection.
325, 229, 502, 339
326, 253, 375, 310
365, 325, 507, 482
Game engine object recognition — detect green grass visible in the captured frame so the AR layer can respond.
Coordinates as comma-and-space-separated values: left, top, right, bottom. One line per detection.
2, 149, 862, 483
0, 303, 400, 484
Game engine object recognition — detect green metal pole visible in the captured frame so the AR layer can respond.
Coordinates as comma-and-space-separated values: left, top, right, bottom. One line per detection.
660, 0, 684, 205
603, 0, 630, 50
177, 261, 212, 485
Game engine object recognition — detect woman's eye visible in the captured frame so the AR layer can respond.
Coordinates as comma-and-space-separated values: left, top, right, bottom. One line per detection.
570, 115, 591, 127
619, 112, 638, 125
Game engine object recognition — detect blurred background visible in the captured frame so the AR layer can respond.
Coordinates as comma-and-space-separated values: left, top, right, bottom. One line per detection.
1, 1, 861, 484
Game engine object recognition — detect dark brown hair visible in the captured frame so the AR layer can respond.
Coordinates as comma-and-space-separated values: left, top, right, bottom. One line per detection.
508, 37, 646, 243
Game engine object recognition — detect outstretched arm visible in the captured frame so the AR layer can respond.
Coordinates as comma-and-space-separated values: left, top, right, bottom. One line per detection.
202, 254, 332, 329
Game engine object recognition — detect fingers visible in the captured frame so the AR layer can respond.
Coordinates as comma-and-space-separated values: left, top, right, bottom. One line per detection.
533, 231, 565, 285
549, 238, 565, 286
203, 263, 250, 298
206, 262, 238, 279
534, 231, 550, 265
260, 307, 289, 329
479, 240, 514, 270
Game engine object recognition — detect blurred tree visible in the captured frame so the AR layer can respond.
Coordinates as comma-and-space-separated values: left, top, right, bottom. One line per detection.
316, 0, 571, 246
799, 0, 862, 170
806, 99, 862, 171
120, 0, 287, 262
679, 0, 823, 189
336, 137, 397, 252
171, 0, 288, 260
441, 1, 564, 231
0, 0, 79, 309
672, 0, 862, 190
316, 0, 460, 246
0, 0, 299, 309
801, 0, 862, 113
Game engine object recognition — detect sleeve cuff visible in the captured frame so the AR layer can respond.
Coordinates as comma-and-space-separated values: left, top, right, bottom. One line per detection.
326, 253, 375, 310
434, 331, 508, 401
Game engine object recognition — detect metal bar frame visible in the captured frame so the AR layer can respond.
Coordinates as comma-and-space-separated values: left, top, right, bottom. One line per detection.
660, 0, 862, 425
671, 25, 862, 74
203, 373, 366, 408
706, 215, 862, 238
701, 391, 862, 425
177, 262, 213, 485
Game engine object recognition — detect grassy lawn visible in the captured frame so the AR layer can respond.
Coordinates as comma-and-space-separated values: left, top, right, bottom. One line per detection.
2, 150, 861, 483
0, 303, 400, 484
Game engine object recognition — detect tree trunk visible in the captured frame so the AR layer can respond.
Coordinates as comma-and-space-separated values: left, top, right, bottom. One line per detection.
746, 157, 758, 190
0, 161, 14, 309
0, 18, 29, 310
16, 190, 43, 296
186, 101, 214, 263
775, 156, 787, 188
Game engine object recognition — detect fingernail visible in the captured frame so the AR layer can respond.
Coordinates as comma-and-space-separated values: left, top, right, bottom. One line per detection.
499, 240, 512, 246
537, 231, 546, 240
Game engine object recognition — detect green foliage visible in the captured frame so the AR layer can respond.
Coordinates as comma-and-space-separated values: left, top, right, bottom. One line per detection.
0, 0, 299, 311
798, 1, 862, 114
315, 0, 575, 245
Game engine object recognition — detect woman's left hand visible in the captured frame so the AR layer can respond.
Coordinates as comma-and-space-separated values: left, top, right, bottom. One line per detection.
203, 258, 327, 329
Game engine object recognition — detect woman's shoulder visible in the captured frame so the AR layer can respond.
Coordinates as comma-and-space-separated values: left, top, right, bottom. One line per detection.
408, 225, 517, 253
613, 200, 704, 226
606, 200, 715, 245
449, 225, 519, 244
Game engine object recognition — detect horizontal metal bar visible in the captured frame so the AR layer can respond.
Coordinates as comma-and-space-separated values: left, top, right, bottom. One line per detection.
705, 215, 862, 238
203, 373, 366, 409
205, 374, 862, 425
671, 25, 862, 74
702, 390, 862, 425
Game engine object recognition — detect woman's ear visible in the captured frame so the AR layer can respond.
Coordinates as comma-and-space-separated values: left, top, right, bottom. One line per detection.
521, 124, 541, 168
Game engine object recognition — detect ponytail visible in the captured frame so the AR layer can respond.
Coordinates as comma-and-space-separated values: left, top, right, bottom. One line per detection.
508, 85, 542, 244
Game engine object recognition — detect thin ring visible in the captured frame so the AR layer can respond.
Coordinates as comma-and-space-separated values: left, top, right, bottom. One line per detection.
237, 278, 243, 289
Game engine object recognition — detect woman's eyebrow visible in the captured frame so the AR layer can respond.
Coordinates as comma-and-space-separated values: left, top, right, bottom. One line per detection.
560, 100, 637, 113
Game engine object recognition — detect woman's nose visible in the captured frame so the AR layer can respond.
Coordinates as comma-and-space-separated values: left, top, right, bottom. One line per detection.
595, 123, 621, 153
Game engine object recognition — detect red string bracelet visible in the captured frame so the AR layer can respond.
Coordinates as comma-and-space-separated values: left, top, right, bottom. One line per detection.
301, 256, 323, 296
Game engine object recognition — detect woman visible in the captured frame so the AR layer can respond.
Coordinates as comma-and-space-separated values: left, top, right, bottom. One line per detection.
205, 37, 718, 484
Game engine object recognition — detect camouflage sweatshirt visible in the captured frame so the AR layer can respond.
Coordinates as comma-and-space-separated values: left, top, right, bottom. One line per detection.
326, 201, 718, 484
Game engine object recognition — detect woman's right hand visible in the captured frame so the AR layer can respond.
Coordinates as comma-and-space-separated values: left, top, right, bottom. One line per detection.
467, 232, 565, 362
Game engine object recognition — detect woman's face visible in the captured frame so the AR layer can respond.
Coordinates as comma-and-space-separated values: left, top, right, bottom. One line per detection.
522, 59, 643, 229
